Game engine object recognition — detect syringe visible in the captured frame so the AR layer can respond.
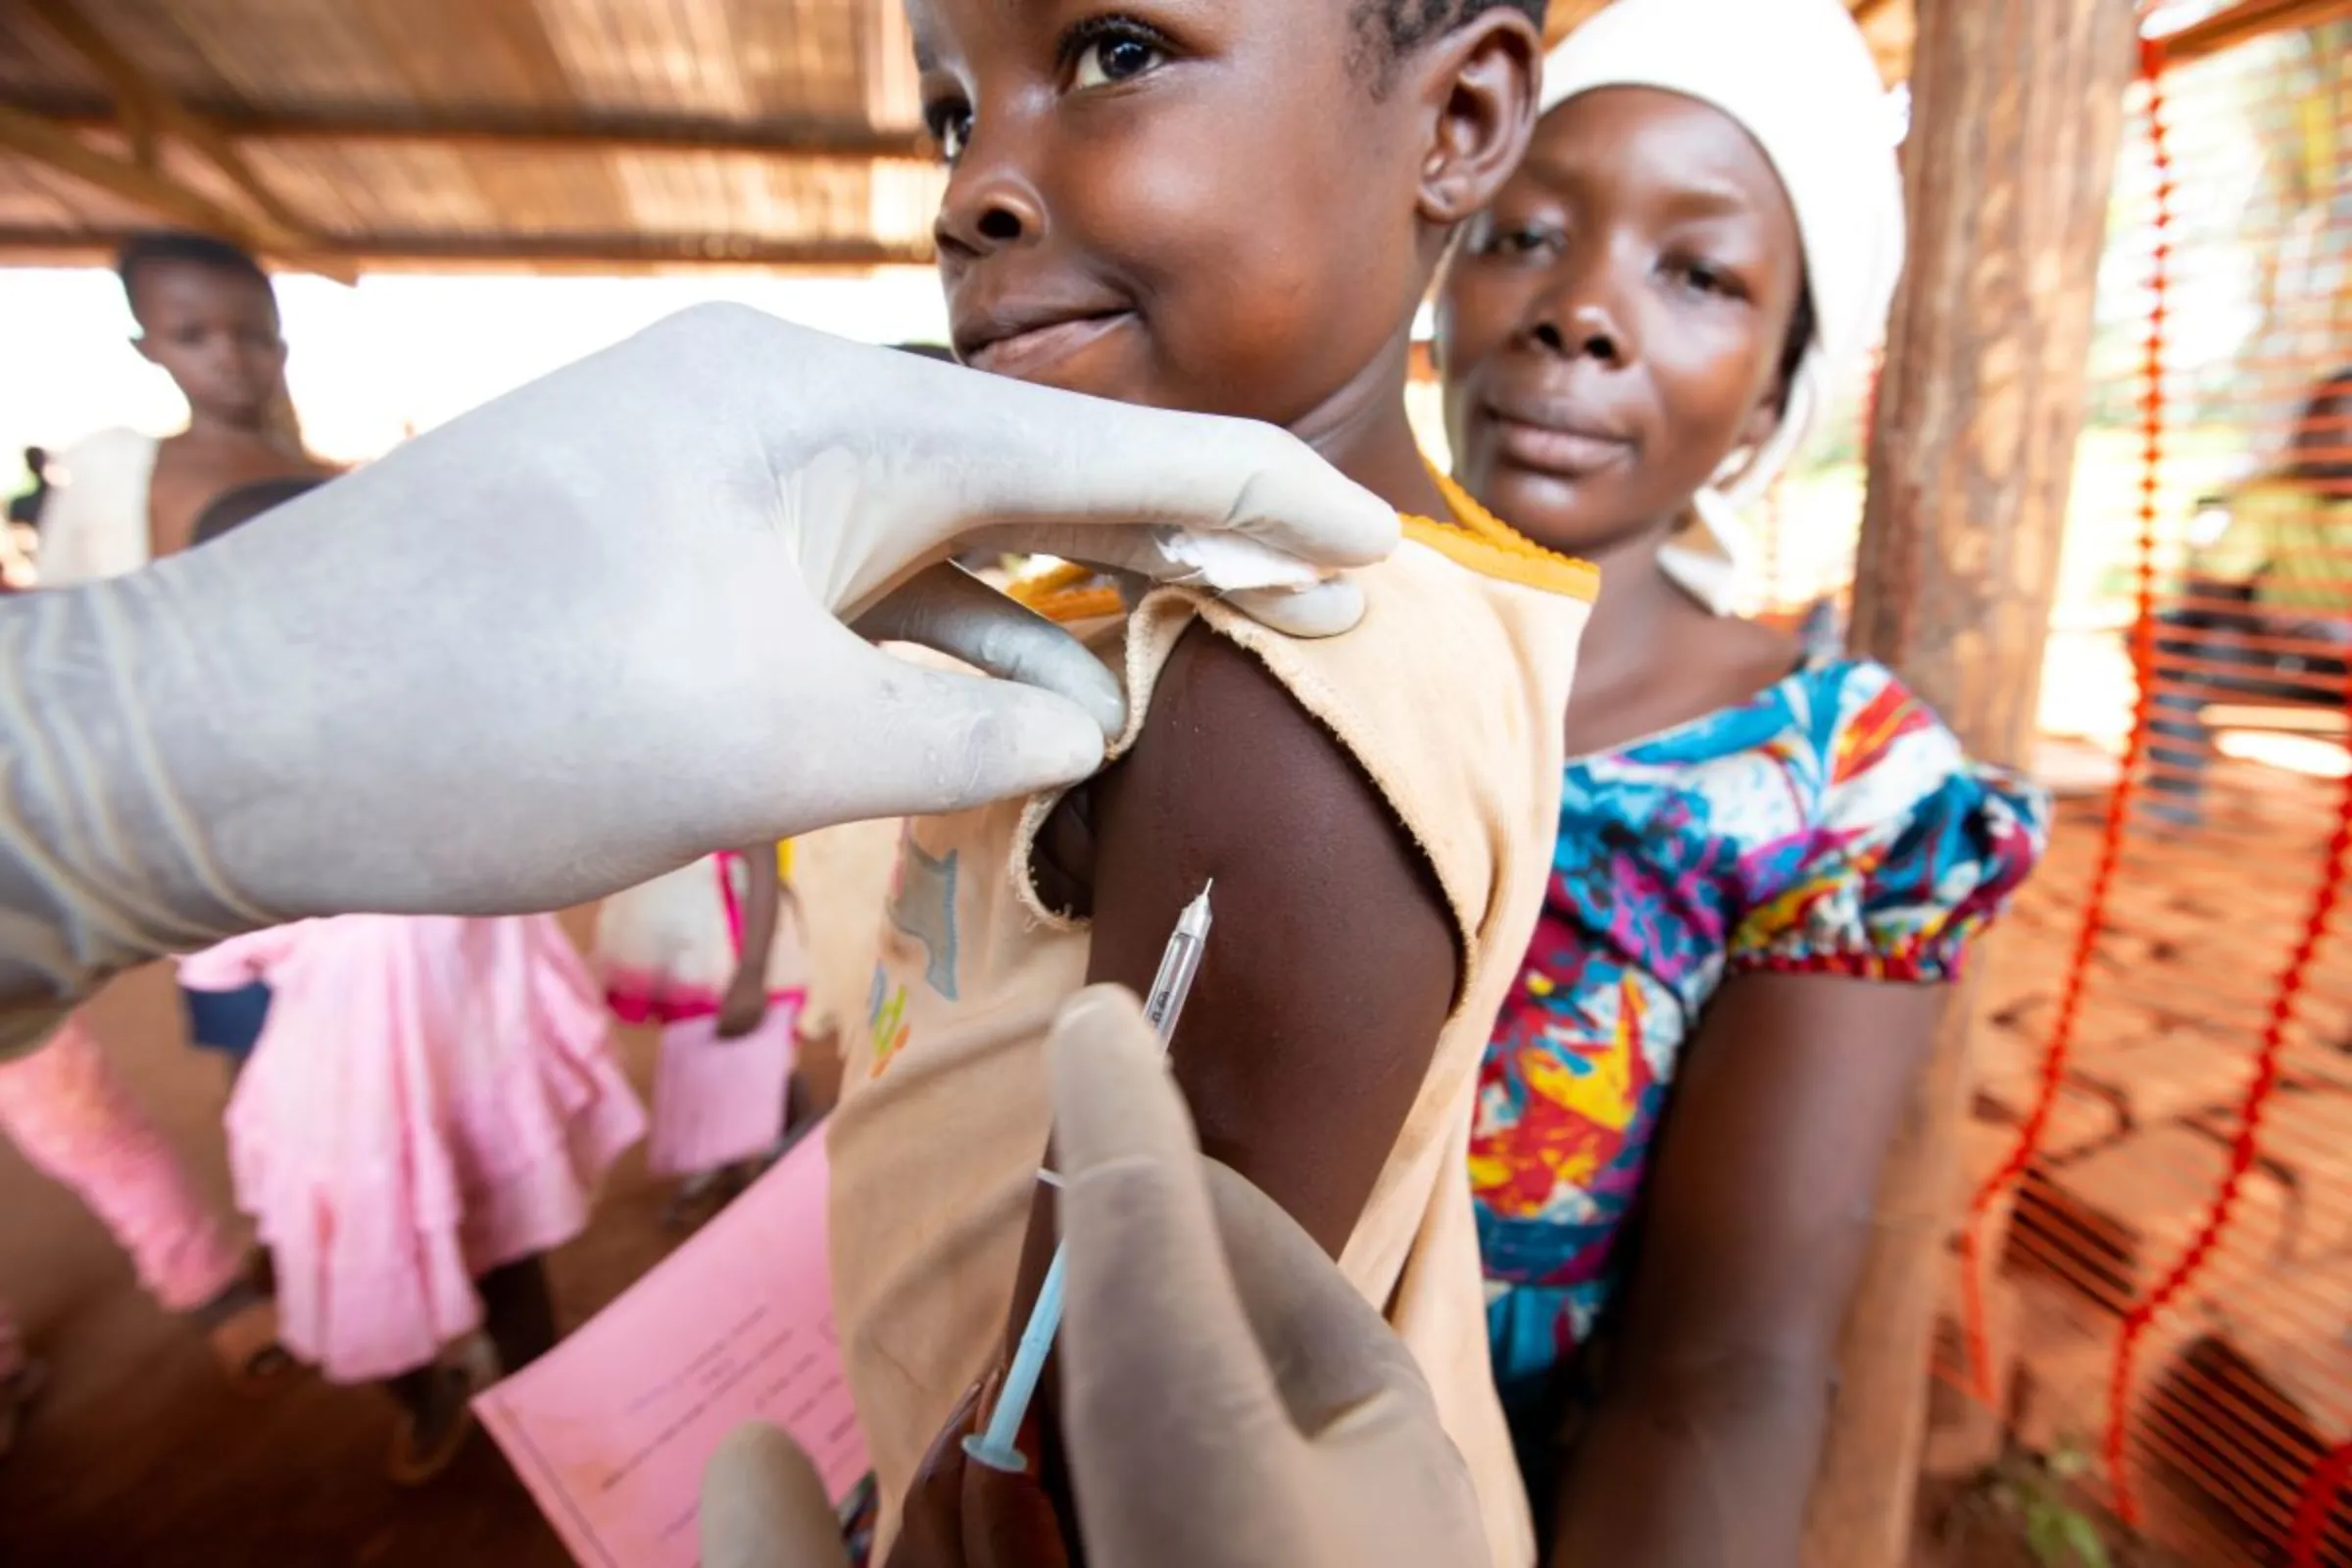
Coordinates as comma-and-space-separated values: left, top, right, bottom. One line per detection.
962, 880, 1214, 1475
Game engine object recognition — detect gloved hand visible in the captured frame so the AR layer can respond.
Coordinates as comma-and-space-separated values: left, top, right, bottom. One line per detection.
1048, 985, 1489, 1568
700, 1422, 851, 1568
0, 310, 1394, 1050
689, 986, 1488, 1568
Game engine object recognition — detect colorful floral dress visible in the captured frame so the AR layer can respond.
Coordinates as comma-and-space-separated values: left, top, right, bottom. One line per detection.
1472, 656, 2048, 1432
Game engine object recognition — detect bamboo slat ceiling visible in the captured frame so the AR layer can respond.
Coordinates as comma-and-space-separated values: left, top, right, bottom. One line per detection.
0, 0, 2314, 275
0, 0, 935, 272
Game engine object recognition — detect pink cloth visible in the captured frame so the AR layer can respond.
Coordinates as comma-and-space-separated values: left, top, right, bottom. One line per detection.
0, 1013, 244, 1312
187, 914, 646, 1383
645, 994, 803, 1178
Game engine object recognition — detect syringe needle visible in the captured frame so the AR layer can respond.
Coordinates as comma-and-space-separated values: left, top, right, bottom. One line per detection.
963, 880, 1214, 1474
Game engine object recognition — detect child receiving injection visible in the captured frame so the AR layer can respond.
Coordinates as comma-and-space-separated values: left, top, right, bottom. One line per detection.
825, 3, 1588, 1563
1433, 2, 2047, 1559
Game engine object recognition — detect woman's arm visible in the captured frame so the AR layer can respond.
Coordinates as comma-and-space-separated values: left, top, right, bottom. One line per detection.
1548, 971, 1941, 1568
716, 844, 783, 1039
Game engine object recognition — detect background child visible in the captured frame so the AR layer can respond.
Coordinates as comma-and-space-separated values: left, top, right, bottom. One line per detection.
0, 249, 328, 1402
36, 232, 328, 584
180, 477, 645, 1484
595, 844, 809, 1217
183, 915, 644, 1483
1432, 1, 2047, 1558
826, 3, 1586, 1564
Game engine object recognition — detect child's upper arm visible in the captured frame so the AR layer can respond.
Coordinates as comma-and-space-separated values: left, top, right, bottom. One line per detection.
1079, 622, 1458, 1254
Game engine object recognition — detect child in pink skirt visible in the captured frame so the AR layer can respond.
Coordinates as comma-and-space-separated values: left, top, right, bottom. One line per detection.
182, 913, 645, 1483
594, 843, 808, 1220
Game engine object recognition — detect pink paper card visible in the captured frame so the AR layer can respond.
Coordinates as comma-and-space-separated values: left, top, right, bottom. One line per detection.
475, 1129, 866, 1568
648, 1002, 800, 1176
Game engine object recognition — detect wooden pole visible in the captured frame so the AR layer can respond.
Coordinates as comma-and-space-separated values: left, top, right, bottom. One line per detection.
1800, 0, 2138, 1563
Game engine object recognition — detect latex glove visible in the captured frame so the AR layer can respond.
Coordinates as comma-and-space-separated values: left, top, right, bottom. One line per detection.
0, 309, 1394, 1052
1047, 986, 1490, 1568
701, 1422, 851, 1568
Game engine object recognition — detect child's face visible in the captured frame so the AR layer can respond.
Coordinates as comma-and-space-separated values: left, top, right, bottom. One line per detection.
912, 0, 1448, 428
131, 262, 286, 428
1436, 87, 1804, 558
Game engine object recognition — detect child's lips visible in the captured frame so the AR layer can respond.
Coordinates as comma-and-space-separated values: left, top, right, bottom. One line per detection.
962, 312, 1133, 381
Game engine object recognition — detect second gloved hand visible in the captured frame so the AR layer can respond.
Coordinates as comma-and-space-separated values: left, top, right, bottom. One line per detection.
1048, 986, 1490, 1568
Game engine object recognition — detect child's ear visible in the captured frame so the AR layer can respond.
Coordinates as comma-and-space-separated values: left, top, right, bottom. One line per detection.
131, 333, 158, 368
1414, 9, 1542, 227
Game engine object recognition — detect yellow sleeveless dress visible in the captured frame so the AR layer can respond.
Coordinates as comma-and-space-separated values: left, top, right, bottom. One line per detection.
831, 484, 1594, 1567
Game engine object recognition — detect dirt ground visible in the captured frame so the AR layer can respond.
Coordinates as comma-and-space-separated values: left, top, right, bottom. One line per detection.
0, 912, 692, 1567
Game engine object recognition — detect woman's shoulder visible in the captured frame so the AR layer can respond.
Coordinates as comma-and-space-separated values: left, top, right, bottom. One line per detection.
1599, 652, 2042, 831
1775, 657, 2018, 814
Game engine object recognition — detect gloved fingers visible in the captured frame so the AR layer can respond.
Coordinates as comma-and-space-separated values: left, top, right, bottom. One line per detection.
805, 638, 1107, 823
957, 523, 1327, 598
852, 564, 1126, 739
948, 406, 1398, 577
698, 1421, 849, 1568
1196, 1158, 1488, 1555
956, 527, 1373, 640
1047, 988, 1319, 1561
1215, 580, 1369, 640
1195, 1159, 1452, 1447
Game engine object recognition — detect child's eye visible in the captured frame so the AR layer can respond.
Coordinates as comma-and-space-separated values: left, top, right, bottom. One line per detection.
925, 101, 973, 163
1065, 19, 1170, 89
1484, 223, 1562, 260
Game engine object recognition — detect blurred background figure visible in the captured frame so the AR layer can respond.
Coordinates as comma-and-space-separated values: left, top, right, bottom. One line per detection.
36, 232, 330, 586
3, 446, 46, 590
2145, 366, 2352, 826
594, 844, 809, 1228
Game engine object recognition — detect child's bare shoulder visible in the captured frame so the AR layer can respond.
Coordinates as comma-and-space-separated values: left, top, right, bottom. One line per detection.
1034, 621, 1441, 934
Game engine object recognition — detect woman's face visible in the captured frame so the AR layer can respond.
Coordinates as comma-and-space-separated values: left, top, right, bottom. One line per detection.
1436, 86, 1806, 559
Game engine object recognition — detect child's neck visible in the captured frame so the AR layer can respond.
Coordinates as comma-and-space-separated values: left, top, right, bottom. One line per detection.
1287, 331, 1450, 520
175, 406, 281, 452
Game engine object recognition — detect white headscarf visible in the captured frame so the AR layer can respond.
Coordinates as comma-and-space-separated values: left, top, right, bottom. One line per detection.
1538, 0, 1907, 613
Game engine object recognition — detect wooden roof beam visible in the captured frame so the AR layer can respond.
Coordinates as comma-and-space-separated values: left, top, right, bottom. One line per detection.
2153, 0, 2352, 63
18, 101, 935, 165
0, 224, 933, 274
24, 0, 353, 280
0, 104, 274, 254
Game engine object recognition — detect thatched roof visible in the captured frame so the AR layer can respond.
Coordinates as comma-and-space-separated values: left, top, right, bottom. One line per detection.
0, 0, 2305, 276
0, 0, 938, 275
